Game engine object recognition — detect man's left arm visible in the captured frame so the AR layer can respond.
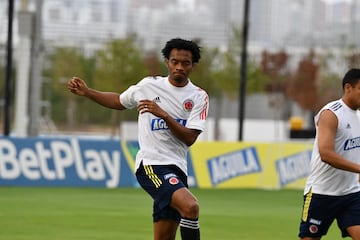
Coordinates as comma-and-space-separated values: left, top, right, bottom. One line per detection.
137, 93, 208, 146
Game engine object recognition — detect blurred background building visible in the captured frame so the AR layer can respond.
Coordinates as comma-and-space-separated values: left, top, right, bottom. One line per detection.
1, 0, 359, 51
0, 0, 359, 141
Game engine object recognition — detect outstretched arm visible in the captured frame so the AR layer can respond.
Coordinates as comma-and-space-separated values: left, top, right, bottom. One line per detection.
67, 76, 126, 110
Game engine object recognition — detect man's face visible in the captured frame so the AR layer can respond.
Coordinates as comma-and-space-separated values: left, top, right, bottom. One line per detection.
348, 80, 360, 109
166, 49, 194, 86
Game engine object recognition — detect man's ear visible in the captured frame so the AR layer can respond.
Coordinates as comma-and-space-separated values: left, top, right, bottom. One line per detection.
164, 59, 169, 67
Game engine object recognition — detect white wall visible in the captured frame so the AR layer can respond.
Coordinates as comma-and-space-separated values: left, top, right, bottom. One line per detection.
120, 118, 293, 142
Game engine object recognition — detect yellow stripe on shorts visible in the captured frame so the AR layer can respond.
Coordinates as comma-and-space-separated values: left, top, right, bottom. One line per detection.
144, 165, 163, 188
302, 189, 313, 222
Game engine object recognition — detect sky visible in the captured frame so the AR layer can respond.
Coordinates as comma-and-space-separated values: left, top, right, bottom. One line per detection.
323, 0, 352, 3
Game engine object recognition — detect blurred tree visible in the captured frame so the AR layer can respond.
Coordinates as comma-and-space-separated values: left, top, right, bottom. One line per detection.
94, 37, 146, 92
192, 27, 269, 139
261, 49, 289, 94
215, 26, 270, 99
93, 37, 147, 136
316, 46, 359, 110
46, 47, 88, 130
191, 45, 222, 139
213, 47, 239, 99
191, 47, 220, 96
316, 48, 342, 108
346, 50, 360, 69
316, 72, 342, 109
287, 50, 320, 112
143, 50, 167, 77
260, 49, 291, 120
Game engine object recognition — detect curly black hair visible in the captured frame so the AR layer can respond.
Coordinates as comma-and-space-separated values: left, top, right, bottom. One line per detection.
161, 38, 201, 63
342, 68, 360, 90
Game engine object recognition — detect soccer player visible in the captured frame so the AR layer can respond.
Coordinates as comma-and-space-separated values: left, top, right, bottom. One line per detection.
298, 68, 360, 239
67, 38, 209, 240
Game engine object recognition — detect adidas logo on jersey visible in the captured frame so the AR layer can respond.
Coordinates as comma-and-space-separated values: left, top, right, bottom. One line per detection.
153, 96, 161, 103
346, 123, 351, 129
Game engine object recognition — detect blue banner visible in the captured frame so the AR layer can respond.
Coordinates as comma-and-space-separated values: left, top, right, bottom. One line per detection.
0, 137, 138, 188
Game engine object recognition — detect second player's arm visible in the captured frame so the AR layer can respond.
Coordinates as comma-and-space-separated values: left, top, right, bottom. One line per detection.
318, 110, 360, 173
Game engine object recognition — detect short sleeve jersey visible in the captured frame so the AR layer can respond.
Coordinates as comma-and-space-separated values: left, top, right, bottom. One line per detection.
119, 76, 209, 175
304, 99, 360, 196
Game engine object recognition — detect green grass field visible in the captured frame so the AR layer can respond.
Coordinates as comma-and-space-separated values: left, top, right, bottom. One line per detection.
0, 187, 340, 240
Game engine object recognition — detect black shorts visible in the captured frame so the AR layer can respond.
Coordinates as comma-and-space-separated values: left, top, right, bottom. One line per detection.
299, 190, 360, 238
136, 161, 188, 222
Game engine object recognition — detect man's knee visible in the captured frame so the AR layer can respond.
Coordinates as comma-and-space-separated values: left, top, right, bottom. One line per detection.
182, 199, 199, 218
171, 188, 200, 218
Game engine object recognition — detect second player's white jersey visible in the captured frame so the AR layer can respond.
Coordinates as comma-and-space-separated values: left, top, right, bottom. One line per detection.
304, 99, 360, 196
119, 76, 209, 175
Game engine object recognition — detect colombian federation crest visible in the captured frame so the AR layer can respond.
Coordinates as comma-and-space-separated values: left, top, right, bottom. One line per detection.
169, 177, 179, 185
183, 99, 194, 112
309, 225, 318, 234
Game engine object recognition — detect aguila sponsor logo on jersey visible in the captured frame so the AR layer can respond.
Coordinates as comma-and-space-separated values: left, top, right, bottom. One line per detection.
151, 118, 187, 130
344, 136, 360, 150
183, 99, 194, 112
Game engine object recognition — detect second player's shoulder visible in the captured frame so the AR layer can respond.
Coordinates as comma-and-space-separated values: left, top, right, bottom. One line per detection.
314, 99, 340, 124
326, 99, 344, 112
319, 99, 354, 125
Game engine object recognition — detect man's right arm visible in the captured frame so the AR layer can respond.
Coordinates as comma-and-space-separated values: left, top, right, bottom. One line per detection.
67, 76, 126, 110
318, 109, 360, 173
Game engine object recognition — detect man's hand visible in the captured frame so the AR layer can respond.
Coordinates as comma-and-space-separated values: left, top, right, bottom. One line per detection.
67, 77, 88, 96
137, 99, 169, 119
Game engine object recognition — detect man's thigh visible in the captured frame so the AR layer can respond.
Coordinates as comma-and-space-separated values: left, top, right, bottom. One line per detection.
136, 163, 188, 221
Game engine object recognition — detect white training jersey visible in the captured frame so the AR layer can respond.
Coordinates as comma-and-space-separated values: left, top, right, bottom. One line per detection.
119, 76, 209, 175
304, 99, 360, 196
